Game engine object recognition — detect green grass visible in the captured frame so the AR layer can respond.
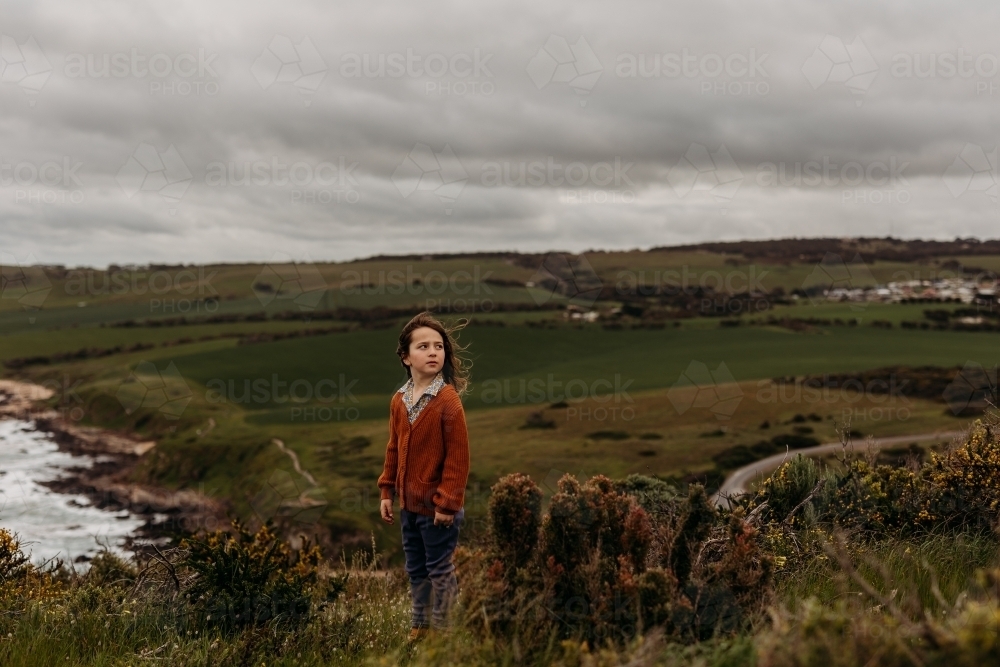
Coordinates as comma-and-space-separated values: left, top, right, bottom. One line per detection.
6, 313, 994, 563
5, 253, 1000, 563
5, 249, 1000, 664
1, 529, 994, 666
41, 322, 990, 411
775, 532, 1000, 614
752, 300, 968, 325
0, 320, 337, 365
7, 250, 1000, 327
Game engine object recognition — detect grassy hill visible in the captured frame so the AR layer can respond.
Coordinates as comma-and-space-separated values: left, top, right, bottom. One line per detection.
2, 239, 999, 560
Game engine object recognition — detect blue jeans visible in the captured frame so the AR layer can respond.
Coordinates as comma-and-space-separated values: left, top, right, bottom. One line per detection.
400, 507, 465, 629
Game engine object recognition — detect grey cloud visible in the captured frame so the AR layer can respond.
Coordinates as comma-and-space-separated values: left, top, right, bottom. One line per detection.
1, 0, 998, 267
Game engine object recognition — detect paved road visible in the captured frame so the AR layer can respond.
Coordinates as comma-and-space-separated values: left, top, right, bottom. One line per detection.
712, 429, 966, 507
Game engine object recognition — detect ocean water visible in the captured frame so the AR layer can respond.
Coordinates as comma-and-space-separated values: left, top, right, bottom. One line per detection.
0, 418, 144, 564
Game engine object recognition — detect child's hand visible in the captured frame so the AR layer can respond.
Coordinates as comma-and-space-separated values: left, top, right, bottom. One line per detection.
380, 498, 394, 524
433, 511, 454, 527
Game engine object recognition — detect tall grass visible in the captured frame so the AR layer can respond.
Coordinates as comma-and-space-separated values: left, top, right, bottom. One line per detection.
776, 532, 999, 615
1, 529, 997, 666
3, 420, 1000, 665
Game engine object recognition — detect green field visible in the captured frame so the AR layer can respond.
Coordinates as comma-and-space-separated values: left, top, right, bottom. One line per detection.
2, 248, 998, 561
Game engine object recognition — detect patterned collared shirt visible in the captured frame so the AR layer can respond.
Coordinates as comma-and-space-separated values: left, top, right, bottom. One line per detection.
398, 371, 446, 424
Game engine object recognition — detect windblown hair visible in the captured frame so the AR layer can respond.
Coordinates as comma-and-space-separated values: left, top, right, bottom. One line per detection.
396, 311, 471, 395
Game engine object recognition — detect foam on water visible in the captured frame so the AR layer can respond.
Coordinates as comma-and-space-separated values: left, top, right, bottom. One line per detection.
0, 419, 144, 564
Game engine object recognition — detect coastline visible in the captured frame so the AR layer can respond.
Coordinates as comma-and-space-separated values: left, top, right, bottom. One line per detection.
0, 379, 228, 556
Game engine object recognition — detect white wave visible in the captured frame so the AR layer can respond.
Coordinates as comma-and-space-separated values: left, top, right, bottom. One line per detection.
0, 419, 144, 565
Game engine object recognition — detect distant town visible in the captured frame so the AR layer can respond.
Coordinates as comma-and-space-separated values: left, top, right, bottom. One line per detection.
825, 276, 998, 305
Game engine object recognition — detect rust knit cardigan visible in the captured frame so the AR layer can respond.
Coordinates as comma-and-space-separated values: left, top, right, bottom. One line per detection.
377, 383, 470, 517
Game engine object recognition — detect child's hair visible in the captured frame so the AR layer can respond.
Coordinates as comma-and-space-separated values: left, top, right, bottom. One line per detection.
396, 311, 471, 395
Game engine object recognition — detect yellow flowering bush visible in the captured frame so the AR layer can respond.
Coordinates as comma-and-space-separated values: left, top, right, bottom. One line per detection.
917, 421, 1000, 531
0, 528, 63, 603
752, 421, 1000, 537
180, 520, 345, 632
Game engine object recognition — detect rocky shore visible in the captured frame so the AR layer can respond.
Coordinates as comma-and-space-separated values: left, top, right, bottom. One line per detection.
0, 379, 228, 556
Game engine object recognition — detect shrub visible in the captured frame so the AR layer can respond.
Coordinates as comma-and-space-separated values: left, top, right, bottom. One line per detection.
180, 521, 344, 632
712, 445, 760, 471
745, 419, 1000, 538
586, 430, 630, 440
486, 473, 542, 574
460, 474, 772, 651
539, 474, 653, 641
827, 459, 920, 532
655, 488, 773, 641
0, 528, 30, 586
613, 474, 679, 519
916, 421, 1000, 531
669, 485, 716, 585
824, 421, 1000, 535
84, 550, 137, 588
0, 528, 62, 602
757, 455, 822, 523
520, 411, 556, 429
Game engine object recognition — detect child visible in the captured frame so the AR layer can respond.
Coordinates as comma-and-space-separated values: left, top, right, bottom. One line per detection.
378, 311, 471, 642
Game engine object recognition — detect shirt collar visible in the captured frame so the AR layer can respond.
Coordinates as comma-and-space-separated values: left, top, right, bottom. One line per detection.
398, 371, 445, 398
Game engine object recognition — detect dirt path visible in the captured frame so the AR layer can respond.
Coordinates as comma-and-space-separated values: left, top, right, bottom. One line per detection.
272, 438, 319, 487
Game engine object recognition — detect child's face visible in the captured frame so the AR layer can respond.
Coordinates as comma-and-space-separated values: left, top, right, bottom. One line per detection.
403, 326, 445, 377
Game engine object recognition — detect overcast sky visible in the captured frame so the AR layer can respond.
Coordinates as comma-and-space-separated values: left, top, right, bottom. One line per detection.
1, 0, 998, 267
